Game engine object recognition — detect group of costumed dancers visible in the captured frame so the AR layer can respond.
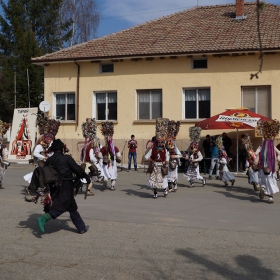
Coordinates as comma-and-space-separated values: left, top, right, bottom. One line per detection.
23, 116, 280, 210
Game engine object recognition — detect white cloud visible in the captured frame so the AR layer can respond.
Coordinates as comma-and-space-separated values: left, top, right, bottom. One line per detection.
101, 0, 246, 25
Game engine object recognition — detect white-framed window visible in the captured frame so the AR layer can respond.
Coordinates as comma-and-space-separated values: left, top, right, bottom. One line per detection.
94, 91, 117, 120
54, 92, 75, 121
99, 63, 114, 73
192, 58, 207, 69
242, 86, 271, 117
137, 89, 162, 120
184, 88, 210, 119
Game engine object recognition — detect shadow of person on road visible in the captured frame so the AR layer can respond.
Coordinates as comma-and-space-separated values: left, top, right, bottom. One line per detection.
215, 190, 260, 203
121, 183, 153, 198
18, 213, 77, 238
176, 248, 276, 280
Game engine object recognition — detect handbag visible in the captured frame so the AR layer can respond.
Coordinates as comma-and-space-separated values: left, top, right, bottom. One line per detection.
169, 160, 177, 170
146, 162, 155, 174
161, 164, 169, 176
193, 162, 198, 168
263, 166, 271, 175
219, 164, 224, 171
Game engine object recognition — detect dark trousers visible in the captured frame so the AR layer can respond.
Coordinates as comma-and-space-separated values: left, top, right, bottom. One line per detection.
128, 152, 137, 170
49, 209, 86, 232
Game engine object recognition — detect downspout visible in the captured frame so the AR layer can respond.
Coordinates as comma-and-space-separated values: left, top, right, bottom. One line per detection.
74, 61, 80, 127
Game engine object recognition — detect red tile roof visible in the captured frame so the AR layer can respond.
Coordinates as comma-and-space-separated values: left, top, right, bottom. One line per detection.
31, 2, 280, 63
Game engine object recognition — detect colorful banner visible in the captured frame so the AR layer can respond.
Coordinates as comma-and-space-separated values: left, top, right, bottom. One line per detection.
8, 108, 38, 160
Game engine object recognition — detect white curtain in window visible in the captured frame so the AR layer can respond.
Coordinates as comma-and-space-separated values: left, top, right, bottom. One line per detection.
67, 94, 75, 104
152, 91, 162, 102
108, 92, 117, 103
56, 94, 65, 104
198, 89, 210, 101
185, 90, 196, 101
96, 93, 106, 104
139, 92, 150, 102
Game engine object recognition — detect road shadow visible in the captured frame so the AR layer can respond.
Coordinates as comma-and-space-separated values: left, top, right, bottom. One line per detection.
121, 183, 153, 198
176, 248, 277, 280
18, 213, 77, 238
215, 190, 265, 203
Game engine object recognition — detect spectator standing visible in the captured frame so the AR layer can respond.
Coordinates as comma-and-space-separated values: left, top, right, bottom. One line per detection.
203, 134, 211, 172
222, 132, 232, 156
239, 134, 247, 171
203, 134, 211, 158
208, 137, 220, 180
127, 135, 138, 171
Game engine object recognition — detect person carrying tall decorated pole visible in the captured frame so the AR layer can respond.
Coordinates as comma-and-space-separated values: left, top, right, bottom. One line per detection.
216, 136, 235, 186
254, 120, 280, 204
144, 118, 169, 199
80, 118, 104, 196
166, 120, 181, 192
183, 126, 206, 188
0, 121, 10, 188
99, 121, 121, 191
241, 133, 260, 191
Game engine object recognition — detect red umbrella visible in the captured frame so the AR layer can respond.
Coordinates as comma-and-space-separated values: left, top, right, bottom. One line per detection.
195, 108, 273, 172
195, 108, 272, 130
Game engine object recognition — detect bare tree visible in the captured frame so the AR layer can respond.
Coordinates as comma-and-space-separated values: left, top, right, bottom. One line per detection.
59, 0, 100, 47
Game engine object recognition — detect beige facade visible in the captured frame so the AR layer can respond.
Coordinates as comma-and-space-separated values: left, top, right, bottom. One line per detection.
42, 53, 280, 161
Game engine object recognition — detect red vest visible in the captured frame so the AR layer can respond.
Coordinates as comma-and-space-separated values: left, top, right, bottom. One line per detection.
151, 147, 166, 162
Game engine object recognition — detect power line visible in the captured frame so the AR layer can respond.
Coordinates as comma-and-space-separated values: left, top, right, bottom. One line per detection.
100, 6, 195, 21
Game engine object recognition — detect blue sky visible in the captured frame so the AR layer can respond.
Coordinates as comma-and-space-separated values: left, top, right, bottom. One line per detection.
96, 0, 280, 37
1, 1, 280, 38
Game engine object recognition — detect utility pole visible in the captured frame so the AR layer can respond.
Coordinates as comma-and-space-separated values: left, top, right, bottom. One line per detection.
27, 69, 30, 108
14, 71, 16, 109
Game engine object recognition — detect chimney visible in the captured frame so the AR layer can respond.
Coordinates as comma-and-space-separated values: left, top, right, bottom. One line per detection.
235, 0, 247, 20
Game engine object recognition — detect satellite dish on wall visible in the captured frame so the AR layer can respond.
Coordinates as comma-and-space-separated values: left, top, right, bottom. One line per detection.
39, 101, 51, 112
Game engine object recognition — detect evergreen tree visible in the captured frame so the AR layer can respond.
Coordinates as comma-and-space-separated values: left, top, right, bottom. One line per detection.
0, 0, 72, 121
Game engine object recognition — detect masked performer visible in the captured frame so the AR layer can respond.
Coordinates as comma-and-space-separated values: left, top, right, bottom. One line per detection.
0, 121, 10, 187
216, 136, 235, 186
80, 118, 104, 196
254, 120, 280, 204
241, 134, 259, 191
144, 118, 169, 198
183, 127, 206, 188
166, 120, 181, 192
99, 122, 121, 191
24, 116, 60, 196
37, 139, 91, 234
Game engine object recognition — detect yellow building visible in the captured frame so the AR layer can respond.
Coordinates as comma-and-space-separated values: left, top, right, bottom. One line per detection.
31, 1, 280, 161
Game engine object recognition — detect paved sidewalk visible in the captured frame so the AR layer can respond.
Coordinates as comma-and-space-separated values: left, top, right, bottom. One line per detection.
0, 163, 280, 279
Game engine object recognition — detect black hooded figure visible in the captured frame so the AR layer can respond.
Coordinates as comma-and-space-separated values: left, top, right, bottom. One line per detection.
37, 139, 91, 234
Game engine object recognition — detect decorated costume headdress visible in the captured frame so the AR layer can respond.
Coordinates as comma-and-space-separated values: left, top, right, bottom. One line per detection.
241, 133, 253, 150
36, 114, 60, 138
188, 126, 201, 151
36, 113, 60, 145
215, 136, 223, 148
257, 120, 280, 173
216, 135, 230, 162
155, 118, 169, 141
100, 121, 115, 156
166, 120, 181, 150
0, 120, 9, 139
81, 118, 97, 139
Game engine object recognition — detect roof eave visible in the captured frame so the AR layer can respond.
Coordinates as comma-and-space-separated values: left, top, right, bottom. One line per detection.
31, 48, 280, 66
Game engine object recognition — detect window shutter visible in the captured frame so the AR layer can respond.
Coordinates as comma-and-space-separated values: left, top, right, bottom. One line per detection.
257, 87, 271, 118
242, 87, 255, 112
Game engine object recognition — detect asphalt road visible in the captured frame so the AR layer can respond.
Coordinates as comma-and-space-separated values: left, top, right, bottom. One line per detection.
0, 163, 280, 280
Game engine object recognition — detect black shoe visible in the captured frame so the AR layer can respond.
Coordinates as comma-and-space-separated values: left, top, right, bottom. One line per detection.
79, 225, 89, 234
